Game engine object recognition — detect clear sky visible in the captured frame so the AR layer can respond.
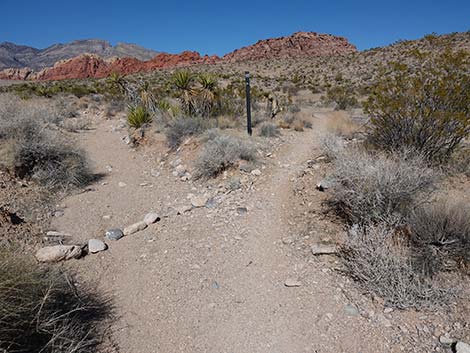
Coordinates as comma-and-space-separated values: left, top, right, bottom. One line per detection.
1, 0, 469, 55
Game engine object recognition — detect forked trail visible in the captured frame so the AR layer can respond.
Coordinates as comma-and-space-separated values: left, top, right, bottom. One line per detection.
54, 110, 399, 353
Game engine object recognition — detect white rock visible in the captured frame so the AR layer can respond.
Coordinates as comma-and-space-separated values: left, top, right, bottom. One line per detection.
35, 245, 82, 262
88, 239, 107, 253
456, 342, 470, 353
46, 230, 69, 237
191, 195, 208, 208
123, 221, 148, 236
310, 244, 337, 255
284, 278, 302, 287
144, 212, 160, 225
251, 169, 262, 176
439, 336, 457, 345
174, 164, 187, 177
118, 182, 127, 188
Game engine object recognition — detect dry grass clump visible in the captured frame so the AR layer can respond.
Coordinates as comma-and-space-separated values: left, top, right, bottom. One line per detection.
165, 117, 210, 149
327, 147, 438, 225
259, 123, 280, 137
0, 95, 93, 191
0, 252, 113, 353
340, 225, 454, 309
194, 130, 257, 179
408, 201, 470, 276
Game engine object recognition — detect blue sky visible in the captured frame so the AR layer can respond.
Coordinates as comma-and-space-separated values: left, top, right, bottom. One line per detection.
1, 0, 469, 55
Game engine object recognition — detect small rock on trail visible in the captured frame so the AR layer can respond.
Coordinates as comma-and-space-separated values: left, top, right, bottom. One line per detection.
190, 195, 209, 208
88, 239, 108, 253
106, 228, 124, 241
144, 212, 160, 225
35, 245, 82, 263
124, 221, 148, 236
311, 243, 337, 255
284, 278, 302, 287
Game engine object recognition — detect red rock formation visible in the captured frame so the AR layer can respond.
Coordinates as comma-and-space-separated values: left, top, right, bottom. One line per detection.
223, 32, 357, 62
0, 32, 356, 81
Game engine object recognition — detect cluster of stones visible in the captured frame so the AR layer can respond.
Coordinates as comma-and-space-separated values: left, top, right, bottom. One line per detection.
35, 212, 160, 263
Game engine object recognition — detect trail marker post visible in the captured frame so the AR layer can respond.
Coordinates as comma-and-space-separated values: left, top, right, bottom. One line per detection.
245, 71, 252, 136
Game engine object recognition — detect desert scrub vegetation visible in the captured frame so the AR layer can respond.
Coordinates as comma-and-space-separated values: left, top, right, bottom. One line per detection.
408, 201, 470, 276
340, 225, 454, 309
259, 123, 280, 137
165, 117, 211, 149
0, 252, 112, 353
364, 50, 470, 163
194, 130, 257, 179
322, 85, 358, 110
0, 95, 93, 191
127, 105, 152, 128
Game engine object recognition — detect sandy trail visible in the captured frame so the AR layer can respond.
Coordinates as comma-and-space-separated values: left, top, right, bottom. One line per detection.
53, 110, 398, 353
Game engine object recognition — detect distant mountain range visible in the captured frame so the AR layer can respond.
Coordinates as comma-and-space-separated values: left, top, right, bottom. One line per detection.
0, 39, 158, 71
0, 33, 357, 80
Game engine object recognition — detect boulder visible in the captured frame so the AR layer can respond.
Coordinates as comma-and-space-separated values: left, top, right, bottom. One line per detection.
35, 245, 82, 263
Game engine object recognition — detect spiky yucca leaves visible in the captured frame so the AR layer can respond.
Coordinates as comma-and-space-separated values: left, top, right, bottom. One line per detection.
127, 105, 152, 128
106, 72, 126, 96
171, 70, 197, 115
196, 73, 219, 117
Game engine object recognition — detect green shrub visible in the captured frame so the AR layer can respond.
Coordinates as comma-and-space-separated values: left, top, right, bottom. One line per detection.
324, 85, 358, 110
0, 252, 112, 353
364, 50, 470, 163
127, 105, 152, 128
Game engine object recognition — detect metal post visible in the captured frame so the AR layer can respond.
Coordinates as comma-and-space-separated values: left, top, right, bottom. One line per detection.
245, 71, 252, 136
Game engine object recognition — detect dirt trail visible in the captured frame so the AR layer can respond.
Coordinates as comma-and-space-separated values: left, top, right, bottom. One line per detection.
53, 110, 399, 353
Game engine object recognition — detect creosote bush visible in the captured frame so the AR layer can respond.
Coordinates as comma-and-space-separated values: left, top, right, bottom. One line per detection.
327, 147, 438, 225
194, 130, 256, 179
365, 50, 470, 163
324, 85, 358, 110
0, 252, 113, 353
340, 225, 454, 309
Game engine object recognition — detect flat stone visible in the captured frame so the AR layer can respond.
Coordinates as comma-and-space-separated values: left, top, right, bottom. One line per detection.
344, 304, 359, 317
191, 195, 208, 208
46, 230, 69, 237
310, 244, 337, 255
35, 245, 82, 262
123, 221, 148, 236
144, 212, 160, 225
439, 336, 457, 345
105, 228, 124, 241
88, 239, 107, 253
175, 205, 192, 215
456, 342, 470, 353
284, 278, 302, 287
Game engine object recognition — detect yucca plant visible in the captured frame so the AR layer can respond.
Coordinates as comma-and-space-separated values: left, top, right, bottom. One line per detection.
171, 70, 196, 115
196, 73, 219, 117
127, 105, 152, 128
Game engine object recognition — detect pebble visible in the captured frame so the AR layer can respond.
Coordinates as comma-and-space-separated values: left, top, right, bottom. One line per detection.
191, 195, 208, 208
251, 169, 262, 176
344, 303, 359, 317
123, 221, 148, 236
384, 307, 394, 314
236, 207, 248, 215
439, 336, 457, 345
118, 182, 127, 188
175, 205, 192, 214
88, 239, 107, 253
144, 212, 160, 225
173, 164, 187, 177
46, 230, 69, 237
311, 244, 337, 255
105, 228, 124, 241
284, 278, 302, 287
